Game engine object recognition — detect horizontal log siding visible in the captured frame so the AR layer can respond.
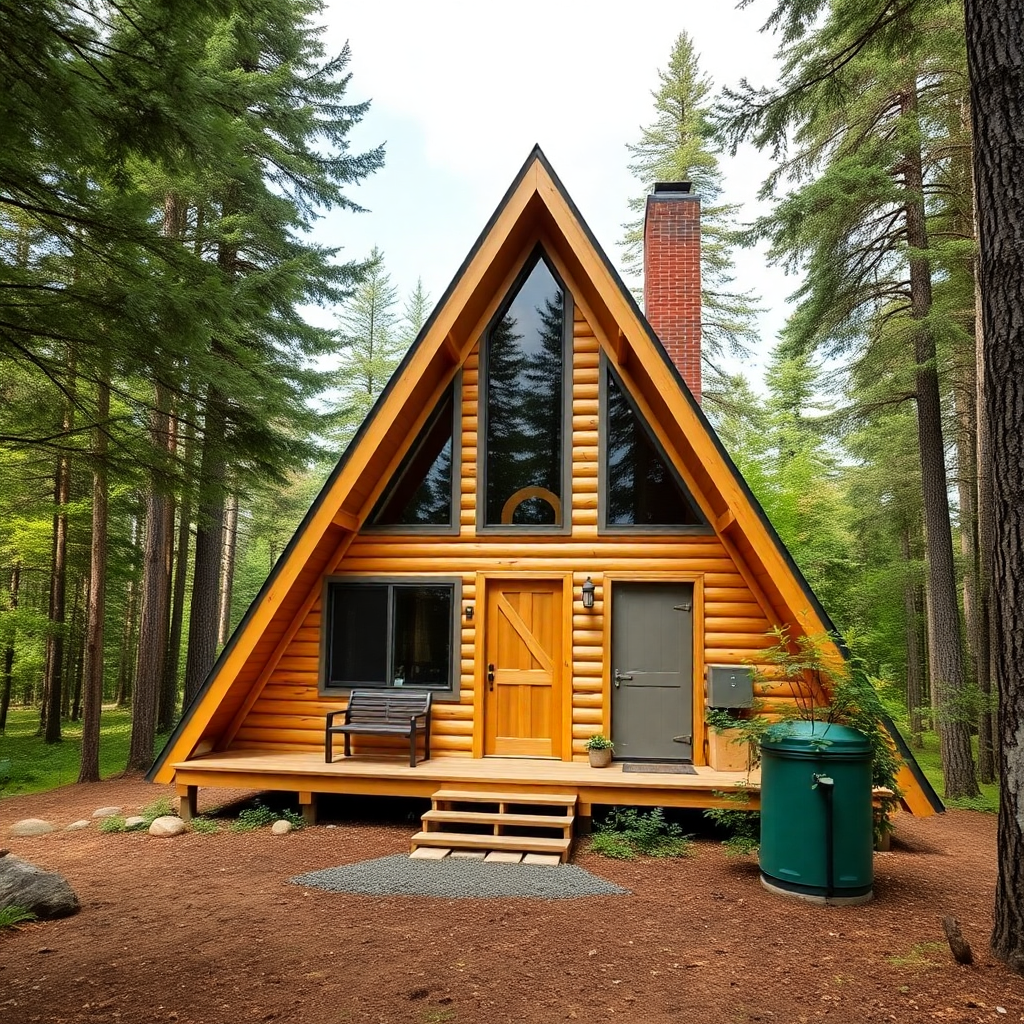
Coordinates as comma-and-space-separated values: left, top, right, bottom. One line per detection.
232, 308, 806, 758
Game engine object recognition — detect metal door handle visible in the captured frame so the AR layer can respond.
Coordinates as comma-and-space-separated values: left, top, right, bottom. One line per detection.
614, 669, 633, 688
487, 663, 494, 691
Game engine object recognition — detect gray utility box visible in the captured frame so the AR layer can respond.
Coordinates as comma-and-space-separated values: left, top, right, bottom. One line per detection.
705, 665, 754, 709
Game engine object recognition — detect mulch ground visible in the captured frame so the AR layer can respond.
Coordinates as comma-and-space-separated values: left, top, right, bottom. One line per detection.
1, 778, 1022, 1024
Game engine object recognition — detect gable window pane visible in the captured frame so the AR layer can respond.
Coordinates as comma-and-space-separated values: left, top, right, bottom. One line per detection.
327, 585, 388, 685
370, 388, 454, 526
606, 368, 703, 526
392, 586, 452, 689
485, 257, 564, 525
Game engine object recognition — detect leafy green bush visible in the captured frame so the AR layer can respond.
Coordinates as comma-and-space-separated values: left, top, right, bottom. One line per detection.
140, 798, 172, 825
188, 817, 220, 835
590, 807, 693, 860
98, 816, 127, 834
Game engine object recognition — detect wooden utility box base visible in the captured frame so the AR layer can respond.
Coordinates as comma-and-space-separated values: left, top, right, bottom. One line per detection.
707, 729, 750, 772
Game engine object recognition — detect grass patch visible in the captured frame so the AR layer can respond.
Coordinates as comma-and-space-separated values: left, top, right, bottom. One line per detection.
885, 941, 946, 968
0, 905, 37, 930
896, 728, 999, 813
189, 816, 220, 835
0, 705, 172, 798
590, 807, 693, 860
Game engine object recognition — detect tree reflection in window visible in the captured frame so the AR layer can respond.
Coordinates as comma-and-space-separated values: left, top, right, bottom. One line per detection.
485, 256, 565, 525
370, 386, 454, 526
605, 366, 704, 526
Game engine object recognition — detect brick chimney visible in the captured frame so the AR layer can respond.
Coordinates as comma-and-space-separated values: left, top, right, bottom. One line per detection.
643, 182, 702, 404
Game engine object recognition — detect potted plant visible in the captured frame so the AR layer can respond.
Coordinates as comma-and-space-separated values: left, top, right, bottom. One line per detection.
585, 733, 614, 768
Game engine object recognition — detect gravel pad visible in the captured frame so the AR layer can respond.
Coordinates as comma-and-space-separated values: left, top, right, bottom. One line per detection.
290, 854, 628, 900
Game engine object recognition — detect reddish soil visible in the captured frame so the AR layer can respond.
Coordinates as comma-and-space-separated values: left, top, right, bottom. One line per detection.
1, 779, 1022, 1024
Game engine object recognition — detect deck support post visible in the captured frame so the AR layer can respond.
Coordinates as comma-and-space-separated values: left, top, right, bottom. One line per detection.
177, 784, 198, 822
299, 791, 317, 826
576, 800, 593, 835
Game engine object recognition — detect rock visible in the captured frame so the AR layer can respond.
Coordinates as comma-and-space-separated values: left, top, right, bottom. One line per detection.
148, 816, 186, 837
123, 816, 146, 830
0, 855, 80, 919
92, 806, 122, 819
65, 820, 90, 831
9, 819, 55, 837
271, 820, 293, 835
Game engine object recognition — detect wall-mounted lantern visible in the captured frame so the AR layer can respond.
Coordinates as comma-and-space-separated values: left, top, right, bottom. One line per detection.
581, 577, 596, 610
465, 605, 474, 621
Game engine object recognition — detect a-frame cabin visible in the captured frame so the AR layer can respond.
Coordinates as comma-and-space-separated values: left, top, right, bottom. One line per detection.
150, 148, 941, 852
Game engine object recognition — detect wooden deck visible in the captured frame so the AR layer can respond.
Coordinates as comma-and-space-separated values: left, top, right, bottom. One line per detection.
171, 751, 761, 824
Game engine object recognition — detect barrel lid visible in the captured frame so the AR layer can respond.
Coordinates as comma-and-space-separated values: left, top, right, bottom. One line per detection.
760, 719, 871, 753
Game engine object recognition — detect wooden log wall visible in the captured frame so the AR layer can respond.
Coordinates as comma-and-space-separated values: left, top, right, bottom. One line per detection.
232, 307, 813, 759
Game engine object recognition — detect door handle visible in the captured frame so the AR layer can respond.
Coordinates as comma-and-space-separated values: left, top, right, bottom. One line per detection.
614, 669, 633, 688
487, 663, 495, 691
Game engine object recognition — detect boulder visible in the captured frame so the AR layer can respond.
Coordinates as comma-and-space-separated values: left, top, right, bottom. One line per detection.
66, 820, 90, 831
148, 816, 186, 837
92, 806, 122, 819
9, 819, 54, 837
270, 820, 293, 836
124, 816, 146, 830
0, 853, 79, 919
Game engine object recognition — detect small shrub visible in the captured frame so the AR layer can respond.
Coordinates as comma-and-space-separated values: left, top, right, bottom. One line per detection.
0, 905, 37, 930
590, 807, 693, 859
704, 789, 760, 856
98, 816, 127, 834
189, 816, 220, 835
230, 800, 304, 832
584, 733, 613, 751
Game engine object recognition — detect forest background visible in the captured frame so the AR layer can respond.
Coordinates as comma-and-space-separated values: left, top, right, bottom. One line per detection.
0, 1, 1004, 819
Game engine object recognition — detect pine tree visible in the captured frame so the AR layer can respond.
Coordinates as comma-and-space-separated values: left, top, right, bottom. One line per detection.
965, 0, 1024, 976
622, 31, 759, 394
328, 247, 404, 449
721, 0, 980, 798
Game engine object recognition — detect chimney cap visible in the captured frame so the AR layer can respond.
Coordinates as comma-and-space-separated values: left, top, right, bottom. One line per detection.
653, 181, 692, 194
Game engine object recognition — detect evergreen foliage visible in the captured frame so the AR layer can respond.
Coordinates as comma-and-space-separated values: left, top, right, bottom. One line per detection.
622, 31, 760, 395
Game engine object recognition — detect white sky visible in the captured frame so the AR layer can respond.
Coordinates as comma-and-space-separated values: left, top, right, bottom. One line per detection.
313, 1, 794, 384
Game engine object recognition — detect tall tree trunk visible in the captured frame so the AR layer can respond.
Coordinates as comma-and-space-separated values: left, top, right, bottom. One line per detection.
902, 85, 979, 799
166, 420, 194, 720
900, 527, 924, 748
965, 0, 1024, 974
217, 489, 239, 646
183, 386, 226, 706
971, 217, 998, 785
79, 373, 109, 782
127, 385, 174, 773
0, 561, 20, 733
62, 579, 82, 720
44, 393, 73, 745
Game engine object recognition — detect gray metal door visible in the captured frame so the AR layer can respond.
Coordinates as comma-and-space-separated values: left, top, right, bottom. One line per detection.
611, 582, 694, 761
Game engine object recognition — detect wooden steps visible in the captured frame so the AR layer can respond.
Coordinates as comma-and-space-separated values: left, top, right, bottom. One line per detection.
411, 789, 577, 862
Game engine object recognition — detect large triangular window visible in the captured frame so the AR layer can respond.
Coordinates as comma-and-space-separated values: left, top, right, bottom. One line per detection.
481, 251, 569, 528
603, 363, 706, 528
369, 384, 455, 527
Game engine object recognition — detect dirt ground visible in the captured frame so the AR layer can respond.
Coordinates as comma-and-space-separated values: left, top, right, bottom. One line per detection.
1, 779, 1022, 1024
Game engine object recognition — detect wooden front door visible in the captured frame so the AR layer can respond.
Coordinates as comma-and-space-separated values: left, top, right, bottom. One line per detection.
484, 580, 563, 757
611, 582, 694, 761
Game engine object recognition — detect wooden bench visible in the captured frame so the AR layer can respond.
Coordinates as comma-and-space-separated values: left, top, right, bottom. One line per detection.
325, 690, 433, 767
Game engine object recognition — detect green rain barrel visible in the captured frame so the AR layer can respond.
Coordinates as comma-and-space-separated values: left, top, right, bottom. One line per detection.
759, 720, 874, 905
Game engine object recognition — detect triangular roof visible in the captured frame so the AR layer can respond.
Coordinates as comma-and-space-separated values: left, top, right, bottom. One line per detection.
150, 147, 941, 815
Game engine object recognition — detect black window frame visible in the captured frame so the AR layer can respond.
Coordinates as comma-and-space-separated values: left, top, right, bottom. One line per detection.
319, 576, 462, 699
598, 354, 713, 535
477, 246, 573, 535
